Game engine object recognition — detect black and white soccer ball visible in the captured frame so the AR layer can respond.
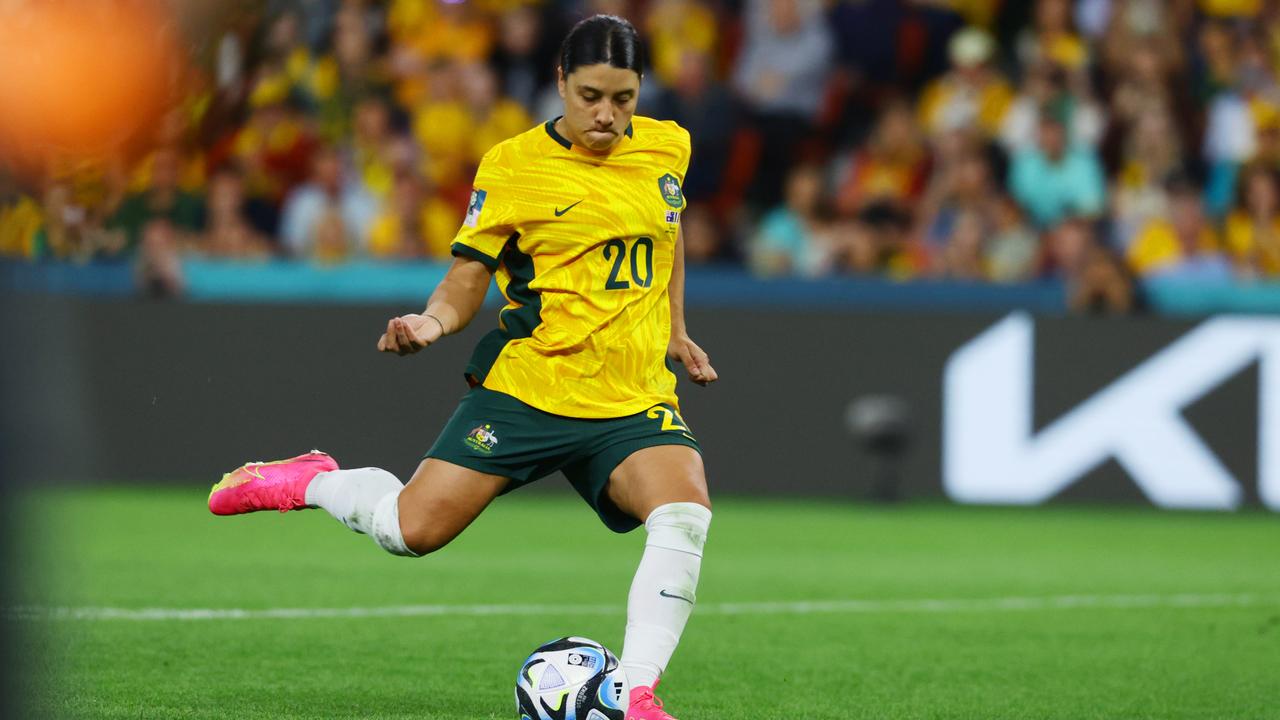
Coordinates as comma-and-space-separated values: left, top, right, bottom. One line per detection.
515, 636, 629, 720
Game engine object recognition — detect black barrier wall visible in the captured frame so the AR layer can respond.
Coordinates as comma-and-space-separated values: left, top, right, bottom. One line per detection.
0, 295, 1269, 509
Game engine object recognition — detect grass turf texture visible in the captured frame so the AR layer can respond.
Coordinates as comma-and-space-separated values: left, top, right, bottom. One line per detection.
10, 487, 1280, 720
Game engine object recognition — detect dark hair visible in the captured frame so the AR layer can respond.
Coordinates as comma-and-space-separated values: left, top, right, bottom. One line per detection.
559, 15, 644, 78
1164, 169, 1200, 197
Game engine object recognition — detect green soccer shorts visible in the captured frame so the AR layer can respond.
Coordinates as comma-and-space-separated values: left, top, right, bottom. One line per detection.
424, 385, 701, 533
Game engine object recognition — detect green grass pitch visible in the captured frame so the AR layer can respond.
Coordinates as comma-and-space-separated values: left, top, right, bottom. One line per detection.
9, 486, 1280, 719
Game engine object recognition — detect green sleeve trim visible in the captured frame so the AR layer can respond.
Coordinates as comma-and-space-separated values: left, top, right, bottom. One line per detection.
451, 242, 500, 271
462, 233, 541, 385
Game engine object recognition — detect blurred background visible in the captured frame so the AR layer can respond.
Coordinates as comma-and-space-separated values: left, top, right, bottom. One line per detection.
5, 0, 1280, 505
7, 0, 1280, 309
2, 4, 1279, 718
4, 0, 1280, 501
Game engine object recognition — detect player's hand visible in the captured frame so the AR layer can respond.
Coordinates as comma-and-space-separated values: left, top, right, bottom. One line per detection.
668, 334, 718, 386
377, 314, 443, 356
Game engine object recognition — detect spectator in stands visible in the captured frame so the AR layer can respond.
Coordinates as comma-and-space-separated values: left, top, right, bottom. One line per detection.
917, 26, 1012, 143
489, 5, 554, 113
304, 2, 387, 142
1042, 215, 1137, 315
918, 145, 998, 263
411, 60, 472, 191
1196, 20, 1240, 100
388, 0, 493, 66
937, 208, 988, 280
1111, 108, 1182, 250
367, 169, 460, 259
1042, 215, 1096, 281
681, 203, 737, 265
460, 62, 532, 169
834, 100, 927, 219
1127, 176, 1233, 282
32, 181, 126, 261
223, 91, 318, 234
1199, 22, 1258, 217
1106, 41, 1183, 147
986, 194, 1039, 282
826, 216, 885, 276
1249, 108, 1280, 169
1098, 0, 1185, 80
108, 147, 205, 254
845, 202, 920, 278
647, 50, 735, 204
646, 0, 719, 91
136, 220, 185, 298
280, 146, 378, 261
733, 0, 834, 208
1016, 0, 1090, 72
263, 9, 307, 69
1000, 61, 1104, 154
827, 0, 910, 98
201, 167, 272, 259
749, 163, 830, 276
0, 176, 42, 259
350, 96, 396, 201
1224, 164, 1280, 277
1008, 109, 1107, 228
127, 107, 210, 203
1070, 245, 1140, 314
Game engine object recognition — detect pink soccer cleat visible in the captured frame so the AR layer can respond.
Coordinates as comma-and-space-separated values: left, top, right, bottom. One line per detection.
627, 683, 678, 720
208, 450, 338, 516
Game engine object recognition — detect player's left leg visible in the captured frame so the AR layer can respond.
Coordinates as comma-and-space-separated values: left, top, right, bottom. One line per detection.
605, 445, 711, 720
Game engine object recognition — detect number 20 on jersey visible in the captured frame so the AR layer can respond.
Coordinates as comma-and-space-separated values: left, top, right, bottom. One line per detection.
602, 237, 654, 290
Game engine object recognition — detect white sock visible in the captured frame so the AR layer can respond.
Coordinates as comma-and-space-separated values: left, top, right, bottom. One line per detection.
620, 502, 712, 689
305, 468, 418, 557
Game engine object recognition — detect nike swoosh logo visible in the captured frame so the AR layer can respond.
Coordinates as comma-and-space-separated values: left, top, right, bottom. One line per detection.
554, 200, 582, 216
659, 590, 694, 604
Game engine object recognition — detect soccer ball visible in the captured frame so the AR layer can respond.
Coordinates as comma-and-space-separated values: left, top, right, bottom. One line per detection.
515, 636, 629, 720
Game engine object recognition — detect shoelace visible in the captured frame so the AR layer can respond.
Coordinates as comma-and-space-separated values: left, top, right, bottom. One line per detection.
634, 689, 663, 709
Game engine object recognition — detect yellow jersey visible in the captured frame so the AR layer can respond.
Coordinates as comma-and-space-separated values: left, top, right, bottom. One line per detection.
1225, 211, 1280, 275
451, 115, 691, 419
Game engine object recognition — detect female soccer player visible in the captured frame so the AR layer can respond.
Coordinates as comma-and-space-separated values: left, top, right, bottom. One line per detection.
208, 15, 715, 720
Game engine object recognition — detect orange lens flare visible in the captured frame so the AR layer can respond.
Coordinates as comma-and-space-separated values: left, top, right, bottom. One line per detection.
0, 1, 180, 168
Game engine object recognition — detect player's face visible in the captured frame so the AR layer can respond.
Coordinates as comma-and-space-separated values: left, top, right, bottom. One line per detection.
557, 64, 640, 151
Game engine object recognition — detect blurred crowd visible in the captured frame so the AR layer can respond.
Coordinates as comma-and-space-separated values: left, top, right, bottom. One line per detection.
6, 0, 1280, 311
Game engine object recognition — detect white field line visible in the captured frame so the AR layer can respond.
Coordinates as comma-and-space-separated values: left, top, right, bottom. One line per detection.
3, 593, 1274, 622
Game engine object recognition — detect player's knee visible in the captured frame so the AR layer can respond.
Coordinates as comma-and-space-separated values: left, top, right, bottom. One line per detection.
370, 492, 426, 557
667, 482, 711, 514
644, 501, 712, 557
683, 487, 711, 512
398, 516, 457, 556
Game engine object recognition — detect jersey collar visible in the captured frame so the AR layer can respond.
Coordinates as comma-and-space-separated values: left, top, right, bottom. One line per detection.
544, 117, 634, 153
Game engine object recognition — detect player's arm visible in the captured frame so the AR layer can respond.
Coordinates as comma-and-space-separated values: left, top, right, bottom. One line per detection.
666, 226, 718, 385
377, 256, 493, 356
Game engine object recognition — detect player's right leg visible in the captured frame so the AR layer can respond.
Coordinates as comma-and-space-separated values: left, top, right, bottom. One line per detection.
209, 453, 507, 557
